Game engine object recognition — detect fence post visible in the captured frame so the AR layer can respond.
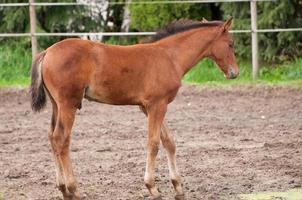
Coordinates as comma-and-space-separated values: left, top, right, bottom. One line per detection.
250, 0, 258, 80
29, 0, 38, 59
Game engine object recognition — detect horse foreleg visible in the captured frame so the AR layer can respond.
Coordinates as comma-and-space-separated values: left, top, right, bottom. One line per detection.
50, 105, 80, 200
144, 102, 167, 200
161, 122, 185, 200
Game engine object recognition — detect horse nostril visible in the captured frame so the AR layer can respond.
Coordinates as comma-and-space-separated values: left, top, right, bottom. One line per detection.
228, 67, 238, 79
230, 72, 235, 79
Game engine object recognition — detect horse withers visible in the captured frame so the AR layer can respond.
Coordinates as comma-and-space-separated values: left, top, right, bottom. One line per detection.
30, 18, 238, 200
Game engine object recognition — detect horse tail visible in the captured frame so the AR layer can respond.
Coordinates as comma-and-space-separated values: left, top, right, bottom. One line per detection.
30, 51, 47, 112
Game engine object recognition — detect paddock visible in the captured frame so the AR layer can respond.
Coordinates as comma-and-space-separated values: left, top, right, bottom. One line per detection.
0, 85, 301, 200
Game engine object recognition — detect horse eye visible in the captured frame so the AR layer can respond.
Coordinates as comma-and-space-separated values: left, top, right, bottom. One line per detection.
229, 43, 234, 48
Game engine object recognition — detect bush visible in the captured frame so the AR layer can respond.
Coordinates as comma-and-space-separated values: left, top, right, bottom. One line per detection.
0, 39, 31, 86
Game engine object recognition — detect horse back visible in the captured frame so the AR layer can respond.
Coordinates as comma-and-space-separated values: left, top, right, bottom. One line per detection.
42, 39, 181, 107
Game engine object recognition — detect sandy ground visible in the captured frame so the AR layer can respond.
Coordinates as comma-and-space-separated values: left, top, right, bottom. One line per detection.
0, 85, 302, 200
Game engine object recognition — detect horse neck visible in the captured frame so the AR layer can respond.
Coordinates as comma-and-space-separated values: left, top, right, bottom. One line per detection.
157, 27, 219, 77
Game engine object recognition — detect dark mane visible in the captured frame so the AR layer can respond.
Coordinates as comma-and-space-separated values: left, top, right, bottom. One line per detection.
142, 19, 223, 43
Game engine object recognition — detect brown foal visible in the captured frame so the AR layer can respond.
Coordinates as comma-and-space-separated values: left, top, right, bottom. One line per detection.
30, 18, 238, 200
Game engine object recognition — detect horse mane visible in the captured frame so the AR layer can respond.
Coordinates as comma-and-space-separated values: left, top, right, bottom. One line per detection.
141, 19, 223, 43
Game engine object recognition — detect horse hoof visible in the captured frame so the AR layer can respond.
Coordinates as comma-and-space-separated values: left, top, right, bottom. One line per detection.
63, 193, 80, 200
151, 194, 162, 200
175, 194, 185, 200
73, 195, 81, 200
63, 196, 79, 200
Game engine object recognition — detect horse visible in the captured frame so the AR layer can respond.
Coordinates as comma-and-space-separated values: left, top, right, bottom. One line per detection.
30, 18, 239, 200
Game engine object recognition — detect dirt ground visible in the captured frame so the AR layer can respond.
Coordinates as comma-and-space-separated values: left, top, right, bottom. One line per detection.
1, 85, 302, 200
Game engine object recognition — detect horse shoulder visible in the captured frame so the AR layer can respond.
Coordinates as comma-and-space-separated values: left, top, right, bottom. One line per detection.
140, 47, 181, 105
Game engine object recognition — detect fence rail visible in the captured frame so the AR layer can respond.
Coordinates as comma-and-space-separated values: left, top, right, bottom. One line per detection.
0, 0, 275, 7
0, 0, 301, 79
1, 28, 302, 38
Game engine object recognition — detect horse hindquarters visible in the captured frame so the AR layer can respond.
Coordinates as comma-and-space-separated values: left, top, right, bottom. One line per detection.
38, 45, 91, 199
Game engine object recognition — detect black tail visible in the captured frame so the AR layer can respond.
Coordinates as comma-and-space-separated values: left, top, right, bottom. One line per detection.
30, 51, 47, 112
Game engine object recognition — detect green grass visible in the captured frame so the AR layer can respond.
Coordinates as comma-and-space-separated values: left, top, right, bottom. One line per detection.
0, 44, 301, 88
0, 44, 31, 87
183, 58, 302, 88
238, 188, 302, 200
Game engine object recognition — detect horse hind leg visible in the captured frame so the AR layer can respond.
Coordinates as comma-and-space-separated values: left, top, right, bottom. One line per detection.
49, 102, 80, 200
160, 122, 185, 200
48, 101, 72, 199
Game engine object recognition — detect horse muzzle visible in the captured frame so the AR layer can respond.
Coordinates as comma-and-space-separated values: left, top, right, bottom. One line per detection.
225, 66, 239, 79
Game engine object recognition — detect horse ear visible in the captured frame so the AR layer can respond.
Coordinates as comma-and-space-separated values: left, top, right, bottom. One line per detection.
223, 17, 233, 32
201, 17, 208, 23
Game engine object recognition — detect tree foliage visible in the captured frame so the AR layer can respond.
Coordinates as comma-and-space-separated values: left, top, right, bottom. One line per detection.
0, 0, 125, 49
130, 1, 219, 31
220, 0, 302, 62
130, 0, 302, 63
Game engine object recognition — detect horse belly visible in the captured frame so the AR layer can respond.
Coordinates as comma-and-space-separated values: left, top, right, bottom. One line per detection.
84, 79, 143, 105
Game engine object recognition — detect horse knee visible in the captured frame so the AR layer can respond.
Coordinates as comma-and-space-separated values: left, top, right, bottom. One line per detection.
162, 138, 176, 153
147, 140, 160, 156
49, 131, 69, 155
